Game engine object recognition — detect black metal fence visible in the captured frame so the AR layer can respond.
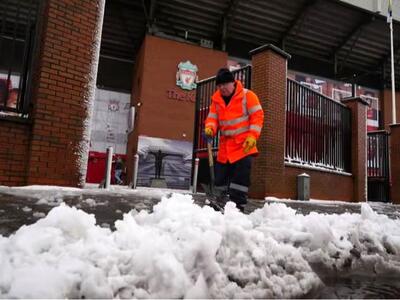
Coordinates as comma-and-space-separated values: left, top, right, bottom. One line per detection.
367, 131, 390, 202
0, 0, 39, 115
285, 78, 352, 173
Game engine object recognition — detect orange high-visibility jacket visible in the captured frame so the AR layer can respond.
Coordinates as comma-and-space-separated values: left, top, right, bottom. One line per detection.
205, 80, 264, 163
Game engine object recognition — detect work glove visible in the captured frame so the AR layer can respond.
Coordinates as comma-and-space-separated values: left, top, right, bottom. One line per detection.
204, 127, 214, 138
243, 136, 256, 153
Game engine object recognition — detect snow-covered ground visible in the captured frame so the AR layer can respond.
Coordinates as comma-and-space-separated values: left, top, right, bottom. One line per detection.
0, 187, 399, 298
0, 184, 185, 205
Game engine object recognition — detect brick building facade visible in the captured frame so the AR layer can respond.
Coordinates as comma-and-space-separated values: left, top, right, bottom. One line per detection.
0, 0, 105, 186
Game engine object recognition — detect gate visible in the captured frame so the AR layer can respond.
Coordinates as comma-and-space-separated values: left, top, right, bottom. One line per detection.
192, 65, 252, 186
367, 131, 390, 202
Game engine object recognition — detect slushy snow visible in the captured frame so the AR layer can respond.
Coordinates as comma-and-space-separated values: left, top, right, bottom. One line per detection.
0, 193, 399, 298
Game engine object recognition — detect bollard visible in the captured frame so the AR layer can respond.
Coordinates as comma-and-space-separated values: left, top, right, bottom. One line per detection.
297, 173, 310, 201
192, 158, 200, 194
131, 153, 139, 189
104, 146, 113, 189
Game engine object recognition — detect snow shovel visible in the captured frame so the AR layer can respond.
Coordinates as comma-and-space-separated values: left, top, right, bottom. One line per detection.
202, 139, 224, 212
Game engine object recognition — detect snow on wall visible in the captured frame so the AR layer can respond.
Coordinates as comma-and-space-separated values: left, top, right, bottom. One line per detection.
76, 0, 106, 186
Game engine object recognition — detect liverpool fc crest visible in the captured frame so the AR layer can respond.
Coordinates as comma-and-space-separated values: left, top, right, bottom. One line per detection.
176, 60, 198, 90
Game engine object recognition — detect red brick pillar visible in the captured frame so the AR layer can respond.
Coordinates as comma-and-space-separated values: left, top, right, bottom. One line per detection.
389, 124, 400, 204
381, 89, 400, 130
27, 0, 105, 186
248, 44, 291, 199
342, 97, 368, 202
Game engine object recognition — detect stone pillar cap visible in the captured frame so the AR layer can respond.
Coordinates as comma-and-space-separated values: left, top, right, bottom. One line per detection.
249, 44, 291, 59
340, 97, 369, 106
298, 173, 310, 177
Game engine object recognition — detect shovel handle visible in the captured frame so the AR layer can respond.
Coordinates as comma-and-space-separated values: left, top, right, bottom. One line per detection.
207, 141, 214, 168
207, 141, 215, 192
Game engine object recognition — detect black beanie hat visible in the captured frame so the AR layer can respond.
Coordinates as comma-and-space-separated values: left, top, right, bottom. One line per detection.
215, 68, 235, 85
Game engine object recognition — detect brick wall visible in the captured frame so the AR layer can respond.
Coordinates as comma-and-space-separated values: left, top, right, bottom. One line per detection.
284, 166, 353, 201
381, 89, 400, 129
390, 124, 400, 204
0, 119, 31, 186
249, 45, 290, 199
342, 97, 368, 202
132, 35, 227, 141
126, 35, 228, 183
26, 0, 104, 186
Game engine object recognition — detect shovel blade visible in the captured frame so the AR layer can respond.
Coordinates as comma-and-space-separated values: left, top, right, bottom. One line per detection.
200, 183, 224, 198
200, 183, 225, 213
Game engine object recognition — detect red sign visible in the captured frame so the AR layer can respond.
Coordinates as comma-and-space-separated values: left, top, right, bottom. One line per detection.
166, 89, 195, 103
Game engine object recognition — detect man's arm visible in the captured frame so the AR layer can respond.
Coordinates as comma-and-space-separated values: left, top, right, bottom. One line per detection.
204, 101, 219, 135
247, 91, 264, 138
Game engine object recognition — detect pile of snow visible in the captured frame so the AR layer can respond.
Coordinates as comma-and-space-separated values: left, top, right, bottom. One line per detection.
0, 193, 399, 298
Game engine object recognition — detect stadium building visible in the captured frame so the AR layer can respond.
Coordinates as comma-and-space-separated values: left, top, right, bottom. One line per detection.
0, 0, 399, 203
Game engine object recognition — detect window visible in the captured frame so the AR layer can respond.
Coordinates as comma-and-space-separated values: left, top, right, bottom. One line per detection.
0, 0, 39, 116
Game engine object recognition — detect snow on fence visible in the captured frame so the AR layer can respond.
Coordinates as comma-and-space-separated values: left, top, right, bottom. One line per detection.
285, 78, 352, 173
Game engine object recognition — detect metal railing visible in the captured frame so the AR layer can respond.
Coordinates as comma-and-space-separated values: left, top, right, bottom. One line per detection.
367, 131, 390, 202
285, 78, 352, 173
367, 131, 390, 178
0, 0, 39, 115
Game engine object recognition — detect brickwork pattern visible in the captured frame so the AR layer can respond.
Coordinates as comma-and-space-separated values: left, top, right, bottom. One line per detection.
344, 98, 368, 202
250, 50, 287, 198
0, 120, 31, 186
126, 35, 228, 183
26, 0, 103, 186
381, 89, 400, 130
284, 166, 353, 201
390, 124, 400, 204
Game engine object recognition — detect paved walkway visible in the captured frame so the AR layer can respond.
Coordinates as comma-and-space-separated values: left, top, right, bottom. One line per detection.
0, 187, 399, 237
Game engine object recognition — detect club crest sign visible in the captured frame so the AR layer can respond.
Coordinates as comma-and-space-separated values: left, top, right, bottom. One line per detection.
176, 60, 198, 90
108, 99, 120, 112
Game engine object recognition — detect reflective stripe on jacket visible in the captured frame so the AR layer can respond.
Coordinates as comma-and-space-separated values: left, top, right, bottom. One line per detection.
205, 80, 264, 163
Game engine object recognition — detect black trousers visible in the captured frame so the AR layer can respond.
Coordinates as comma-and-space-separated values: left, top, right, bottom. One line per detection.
214, 155, 253, 206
